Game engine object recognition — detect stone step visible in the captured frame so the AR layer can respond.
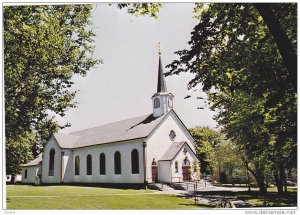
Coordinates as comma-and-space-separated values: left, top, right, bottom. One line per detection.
152, 183, 176, 191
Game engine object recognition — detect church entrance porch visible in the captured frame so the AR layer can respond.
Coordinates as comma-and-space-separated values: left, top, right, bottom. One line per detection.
156, 142, 199, 183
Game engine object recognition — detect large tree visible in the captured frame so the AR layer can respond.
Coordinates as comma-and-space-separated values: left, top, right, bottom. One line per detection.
210, 91, 274, 192
214, 140, 247, 185
4, 5, 100, 178
189, 127, 222, 175
166, 3, 297, 194
5, 5, 100, 140
4, 3, 162, 180
5, 132, 36, 182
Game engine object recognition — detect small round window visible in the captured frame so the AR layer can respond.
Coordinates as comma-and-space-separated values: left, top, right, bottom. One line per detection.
169, 130, 176, 141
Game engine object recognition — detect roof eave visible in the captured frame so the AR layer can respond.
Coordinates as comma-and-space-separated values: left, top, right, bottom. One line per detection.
151, 92, 174, 98
71, 137, 148, 149
158, 141, 198, 162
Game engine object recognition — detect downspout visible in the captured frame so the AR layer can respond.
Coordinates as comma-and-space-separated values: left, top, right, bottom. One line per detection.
143, 141, 147, 184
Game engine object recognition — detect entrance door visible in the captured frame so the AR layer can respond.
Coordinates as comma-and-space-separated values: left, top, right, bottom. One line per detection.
151, 165, 158, 182
182, 166, 191, 181
182, 157, 191, 181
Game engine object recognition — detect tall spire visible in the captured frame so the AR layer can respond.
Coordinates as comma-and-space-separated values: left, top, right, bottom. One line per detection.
157, 43, 167, 93
152, 43, 174, 118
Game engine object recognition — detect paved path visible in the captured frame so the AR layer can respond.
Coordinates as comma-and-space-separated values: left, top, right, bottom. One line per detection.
197, 186, 250, 192
153, 186, 250, 195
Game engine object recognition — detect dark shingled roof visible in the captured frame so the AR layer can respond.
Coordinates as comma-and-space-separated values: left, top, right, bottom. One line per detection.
22, 153, 43, 167
54, 113, 165, 149
157, 55, 167, 93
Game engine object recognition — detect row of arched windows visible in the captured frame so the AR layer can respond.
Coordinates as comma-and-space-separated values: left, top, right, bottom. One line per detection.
48, 148, 140, 176
74, 149, 139, 176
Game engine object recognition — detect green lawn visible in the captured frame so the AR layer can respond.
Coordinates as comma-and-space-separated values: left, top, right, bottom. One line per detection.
6, 185, 206, 209
238, 189, 297, 207
196, 188, 297, 208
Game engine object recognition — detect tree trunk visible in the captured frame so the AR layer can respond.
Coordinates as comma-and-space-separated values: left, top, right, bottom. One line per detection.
279, 165, 287, 194
248, 167, 266, 194
257, 176, 267, 194
284, 178, 288, 192
254, 3, 297, 90
10, 174, 16, 184
274, 169, 284, 194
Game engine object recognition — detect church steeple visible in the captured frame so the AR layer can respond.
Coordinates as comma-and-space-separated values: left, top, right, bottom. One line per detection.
157, 55, 167, 93
152, 47, 174, 118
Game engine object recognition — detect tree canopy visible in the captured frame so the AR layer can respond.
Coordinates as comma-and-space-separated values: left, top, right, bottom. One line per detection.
167, 3, 297, 194
189, 127, 222, 175
189, 127, 245, 182
6, 132, 36, 178
116, 3, 162, 18
4, 5, 100, 176
4, 3, 161, 178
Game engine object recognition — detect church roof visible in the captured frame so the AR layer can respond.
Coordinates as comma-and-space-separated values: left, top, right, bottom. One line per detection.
54, 113, 165, 149
159, 141, 194, 161
53, 133, 80, 149
157, 55, 167, 93
22, 153, 43, 167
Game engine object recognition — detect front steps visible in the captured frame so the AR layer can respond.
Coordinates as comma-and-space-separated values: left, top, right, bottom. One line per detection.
171, 180, 214, 191
148, 183, 174, 191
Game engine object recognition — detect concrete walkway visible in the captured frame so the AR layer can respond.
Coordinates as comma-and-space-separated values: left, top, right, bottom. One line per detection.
152, 185, 253, 208
153, 185, 250, 195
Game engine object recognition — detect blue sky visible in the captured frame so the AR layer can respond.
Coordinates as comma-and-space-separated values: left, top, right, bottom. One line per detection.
59, 3, 218, 133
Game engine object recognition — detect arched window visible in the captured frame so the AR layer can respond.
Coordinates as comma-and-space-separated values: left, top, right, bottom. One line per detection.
154, 98, 160, 108
24, 169, 28, 179
49, 148, 55, 176
131, 149, 139, 174
75, 156, 80, 175
183, 157, 190, 166
175, 161, 179, 173
87, 154, 92, 175
99, 153, 106, 175
114, 151, 121, 175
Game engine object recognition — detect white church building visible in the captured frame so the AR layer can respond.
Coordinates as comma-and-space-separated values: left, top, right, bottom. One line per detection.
21, 54, 200, 185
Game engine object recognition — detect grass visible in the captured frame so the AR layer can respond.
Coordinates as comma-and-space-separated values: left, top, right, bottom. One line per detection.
238, 189, 297, 207
6, 185, 208, 209
214, 183, 296, 192
195, 187, 297, 208
7, 184, 296, 209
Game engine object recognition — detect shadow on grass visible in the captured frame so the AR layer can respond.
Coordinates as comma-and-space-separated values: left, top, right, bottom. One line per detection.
191, 190, 297, 207
178, 203, 213, 208
7, 183, 147, 190
238, 191, 297, 207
